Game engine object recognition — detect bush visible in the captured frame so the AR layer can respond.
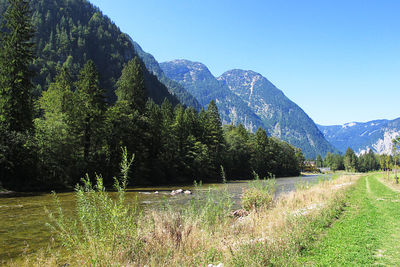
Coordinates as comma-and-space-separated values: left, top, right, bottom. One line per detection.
47, 147, 141, 265
242, 172, 276, 211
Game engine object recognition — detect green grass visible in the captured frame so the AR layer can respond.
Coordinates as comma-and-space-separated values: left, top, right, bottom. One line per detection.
299, 173, 400, 266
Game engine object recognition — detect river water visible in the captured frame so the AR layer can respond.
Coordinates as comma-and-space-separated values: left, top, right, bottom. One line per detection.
0, 174, 325, 262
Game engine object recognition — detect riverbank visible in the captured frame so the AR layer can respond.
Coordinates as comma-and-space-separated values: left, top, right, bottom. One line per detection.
299, 173, 400, 265
0, 174, 327, 263
5, 173, 359, 266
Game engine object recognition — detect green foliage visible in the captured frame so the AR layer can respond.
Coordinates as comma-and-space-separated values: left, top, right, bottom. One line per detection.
0, 0, 179, 105
324, 152, 345, 171
74, 60, 106, 167
324, 149, 380, 173
242, 172, 276, 211
0, 0, 35, 132
0, 0, 307, 190
47, 148, 141, 264
0, 125, 37, 189
316, 154, 323, 168
34, 67, 77, 185
224, 125, 303, 180
0, 0, 37, 189
358, 150, 379, 172
182, 186, 233, 227
115, 57, 146, 113
344, 147, 358, 172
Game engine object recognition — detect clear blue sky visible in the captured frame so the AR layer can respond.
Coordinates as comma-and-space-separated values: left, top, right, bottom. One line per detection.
90, 0, 400, 125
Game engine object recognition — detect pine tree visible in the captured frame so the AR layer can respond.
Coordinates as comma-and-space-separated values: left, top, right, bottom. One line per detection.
204, 100, 225, 178
316, 154, 323, 168
251, 127, 270, 177
224, 124, 252, 179
0, 0, 35, 132
74, 60, 106, 166
344, 147, 358, 172
115, 56, 147, 113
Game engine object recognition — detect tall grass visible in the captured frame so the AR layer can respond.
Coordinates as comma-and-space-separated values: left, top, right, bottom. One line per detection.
242, 171, 276, 211
47, 147, 141, 265
27, 164, 360, 266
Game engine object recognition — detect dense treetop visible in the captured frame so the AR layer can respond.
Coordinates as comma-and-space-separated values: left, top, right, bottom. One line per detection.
0, 0, 180, 105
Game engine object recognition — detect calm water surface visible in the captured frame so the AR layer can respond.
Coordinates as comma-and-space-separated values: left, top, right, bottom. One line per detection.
0, 175, 325, 261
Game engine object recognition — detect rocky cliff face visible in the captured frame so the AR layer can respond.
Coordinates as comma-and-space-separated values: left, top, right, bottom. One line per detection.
160, 60, 263, 132
161, 60, 337, 158
318, 118, 400, 155
219, 69, 336, 158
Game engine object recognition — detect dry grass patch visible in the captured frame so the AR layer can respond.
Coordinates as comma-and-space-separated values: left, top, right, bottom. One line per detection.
15, 174, 360, 266
379, 174, 400, 193
130, 174, 360, 266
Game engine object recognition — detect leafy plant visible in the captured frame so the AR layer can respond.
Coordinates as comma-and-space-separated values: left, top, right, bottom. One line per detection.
47, 147, 141, 264
242, 171, 276, 211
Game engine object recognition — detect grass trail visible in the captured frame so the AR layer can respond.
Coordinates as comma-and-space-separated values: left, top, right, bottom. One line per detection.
299, 173, 400, 266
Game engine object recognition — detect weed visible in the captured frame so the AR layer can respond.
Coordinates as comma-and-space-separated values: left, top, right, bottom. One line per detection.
47, 147, 141, 265
242, 172, 276, 211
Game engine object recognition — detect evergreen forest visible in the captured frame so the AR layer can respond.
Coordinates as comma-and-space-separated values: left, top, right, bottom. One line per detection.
0, 0, 304, 191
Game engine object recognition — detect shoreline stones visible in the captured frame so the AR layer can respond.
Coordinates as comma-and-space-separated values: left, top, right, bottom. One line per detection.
170, 189, 192, 195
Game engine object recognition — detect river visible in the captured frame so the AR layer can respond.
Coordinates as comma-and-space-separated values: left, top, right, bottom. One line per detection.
0, 174, 326, 262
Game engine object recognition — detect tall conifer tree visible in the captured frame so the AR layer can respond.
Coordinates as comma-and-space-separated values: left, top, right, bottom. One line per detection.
75, 60, 105, 165
0, 0, 35, 132
115, 56, 147, 113
205, 100, 225, 178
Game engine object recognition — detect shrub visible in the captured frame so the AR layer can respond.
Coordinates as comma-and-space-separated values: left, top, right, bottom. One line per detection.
242, 172, 276, 211
47, 147, 141, 265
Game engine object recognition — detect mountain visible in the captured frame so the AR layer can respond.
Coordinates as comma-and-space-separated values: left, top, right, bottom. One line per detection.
219, 69, 336, 158
318, 118, 400, 155
160, 60, 263, 132
160, 60, 336, 158
132, 43, 202, 110
0, 0, 199, 106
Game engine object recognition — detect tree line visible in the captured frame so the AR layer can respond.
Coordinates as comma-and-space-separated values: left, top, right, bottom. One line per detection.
315, 147, 399, 173
0, 0, 304, 190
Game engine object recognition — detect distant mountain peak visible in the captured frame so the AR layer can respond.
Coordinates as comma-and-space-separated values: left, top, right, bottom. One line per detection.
161, 59, 215, 83
161, 59, 337, 158
132, 48, 202, 110
318, 117, 400, 155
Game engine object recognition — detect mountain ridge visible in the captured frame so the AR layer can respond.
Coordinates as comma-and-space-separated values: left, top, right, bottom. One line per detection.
160, 59, 264, 132
318, 118, 400, 155
161, 59, 337, 158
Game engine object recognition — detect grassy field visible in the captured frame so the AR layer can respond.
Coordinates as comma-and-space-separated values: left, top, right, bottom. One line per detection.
299, 173, 400, 266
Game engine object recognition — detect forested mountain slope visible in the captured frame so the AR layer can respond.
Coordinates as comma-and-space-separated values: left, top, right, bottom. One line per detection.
161, 60, 337, 158
0, 0, 186, 105
219, 69, 336, 158
160, 60, 263, 132
132, 43, 202, 110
